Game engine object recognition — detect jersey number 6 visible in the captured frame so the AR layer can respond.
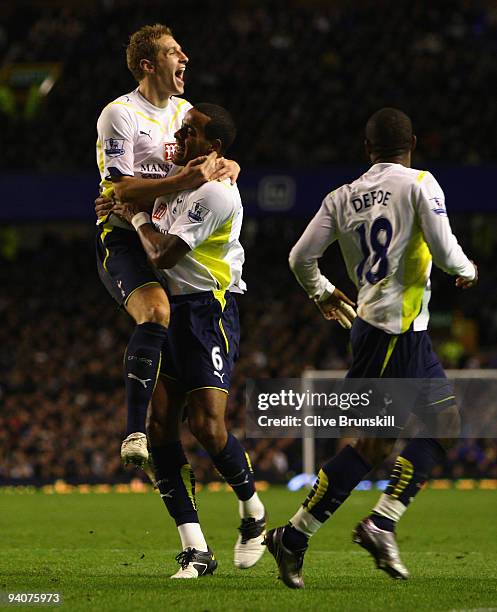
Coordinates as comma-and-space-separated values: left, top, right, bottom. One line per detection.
211, 346, 223, 371
356, 217, 393, 285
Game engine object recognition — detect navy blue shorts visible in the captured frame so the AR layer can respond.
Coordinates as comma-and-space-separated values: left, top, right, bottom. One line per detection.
96, 222, 161, 306
347, 317, 455, 412
160, 291, 240, 394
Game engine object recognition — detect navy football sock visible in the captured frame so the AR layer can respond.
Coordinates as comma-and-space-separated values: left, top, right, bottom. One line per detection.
150, 442, 199, 526
124, 322, 167, 435
303, 445, 372, 523
282, 524, 309, 550
371, 437, 445, 531
211, 434, 256, 501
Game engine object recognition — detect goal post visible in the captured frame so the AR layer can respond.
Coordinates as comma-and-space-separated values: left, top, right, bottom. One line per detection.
300, 369, 497, 476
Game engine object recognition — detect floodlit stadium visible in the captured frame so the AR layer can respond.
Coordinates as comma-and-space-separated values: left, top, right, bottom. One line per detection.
1, 1, 497, 610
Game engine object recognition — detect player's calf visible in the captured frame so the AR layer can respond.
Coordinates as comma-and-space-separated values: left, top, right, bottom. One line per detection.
189, 391, 267, 569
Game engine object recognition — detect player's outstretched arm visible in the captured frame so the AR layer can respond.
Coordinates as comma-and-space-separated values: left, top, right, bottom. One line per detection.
112, 201, 190, 268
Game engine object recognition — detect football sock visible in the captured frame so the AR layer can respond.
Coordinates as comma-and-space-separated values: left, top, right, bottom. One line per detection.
211, 434, 257, 502
239, 493, 265, 520
124, 322, 168, 435
178, 523, 208, 552
282, 523, 310, 551
297, 445, 372, 526
370, 437, 445, 532
151, 442, 199, 526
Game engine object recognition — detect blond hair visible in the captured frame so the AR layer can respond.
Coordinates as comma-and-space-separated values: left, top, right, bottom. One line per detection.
126, 23, 173, 82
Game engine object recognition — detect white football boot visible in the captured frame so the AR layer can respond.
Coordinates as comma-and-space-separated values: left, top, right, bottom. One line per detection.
234, 515, 267, 569
120, 432, 149, 467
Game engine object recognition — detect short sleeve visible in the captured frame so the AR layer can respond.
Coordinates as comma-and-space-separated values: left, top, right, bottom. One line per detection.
97, 103, 136, 179
167, 182, 236, 250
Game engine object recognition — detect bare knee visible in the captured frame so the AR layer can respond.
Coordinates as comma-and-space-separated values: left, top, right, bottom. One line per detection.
136, 303, 170, 327
126, 287, 170, 326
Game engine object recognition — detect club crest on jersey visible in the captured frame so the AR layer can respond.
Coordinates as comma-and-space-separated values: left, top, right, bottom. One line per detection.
153, 204, 167, 220
104, 138, 125, 157
164, 142, 176, 161
429, 197, 447, 216
188, 201, 209, 223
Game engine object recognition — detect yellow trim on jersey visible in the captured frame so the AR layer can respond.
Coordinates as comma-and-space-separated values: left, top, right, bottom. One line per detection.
401, 226, 431, 332
96, 138, 105, 175
390, 456, 414, 499
417, 170, 428, 183
191, 215, 234, 291
186, 386, 229, 395
180, 463, 197, 510
109, 101, 164, 131
380, 336, 399, 377
169, 99, 188, 130
124, 281, 161, 307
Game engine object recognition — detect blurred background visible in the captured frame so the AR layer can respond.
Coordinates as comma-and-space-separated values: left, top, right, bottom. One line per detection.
1, 0, 496, 486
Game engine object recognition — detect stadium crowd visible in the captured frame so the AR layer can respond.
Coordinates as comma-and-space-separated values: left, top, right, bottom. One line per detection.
2, 0, 497, 485
1, 216, 497, 485
1, 0, 497, 169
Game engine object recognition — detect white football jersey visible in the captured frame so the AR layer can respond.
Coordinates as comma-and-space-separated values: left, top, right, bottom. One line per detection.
290, 163, 475, 334
96, 88, 192, 228
151, 179, 246, 297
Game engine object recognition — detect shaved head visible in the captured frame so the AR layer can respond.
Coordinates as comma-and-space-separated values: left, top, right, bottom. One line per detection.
365, 108, 413, 159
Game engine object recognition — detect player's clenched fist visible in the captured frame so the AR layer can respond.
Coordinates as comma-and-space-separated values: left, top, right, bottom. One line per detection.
314, 287, 357, 329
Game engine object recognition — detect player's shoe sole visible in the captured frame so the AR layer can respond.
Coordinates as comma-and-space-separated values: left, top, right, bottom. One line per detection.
170, 547, 217, 579
234, 514, 266, 569
353, 518, 409, 580
265, 526, 307, 589
121, 432, 149, 467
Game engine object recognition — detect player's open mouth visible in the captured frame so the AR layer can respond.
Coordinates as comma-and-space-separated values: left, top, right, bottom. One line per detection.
174, 145, 185, 159
175, 67, 185, 84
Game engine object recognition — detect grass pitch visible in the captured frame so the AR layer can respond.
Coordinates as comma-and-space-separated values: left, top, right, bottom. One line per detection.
1, 487, 496, 611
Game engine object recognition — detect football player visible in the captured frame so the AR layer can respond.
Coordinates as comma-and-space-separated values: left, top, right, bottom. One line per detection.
266, 108, 477, 588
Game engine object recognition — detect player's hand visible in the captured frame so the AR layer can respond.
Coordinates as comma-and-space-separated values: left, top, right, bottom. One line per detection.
455, 261, 478, 289
112, 201, 142, 223
211, 158, 240, 184
94, 194, 115, 219
314, 288, 357, 329
176, 151, 218, 189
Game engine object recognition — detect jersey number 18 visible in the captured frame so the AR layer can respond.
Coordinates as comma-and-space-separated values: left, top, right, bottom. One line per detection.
356, 217, 393, 285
